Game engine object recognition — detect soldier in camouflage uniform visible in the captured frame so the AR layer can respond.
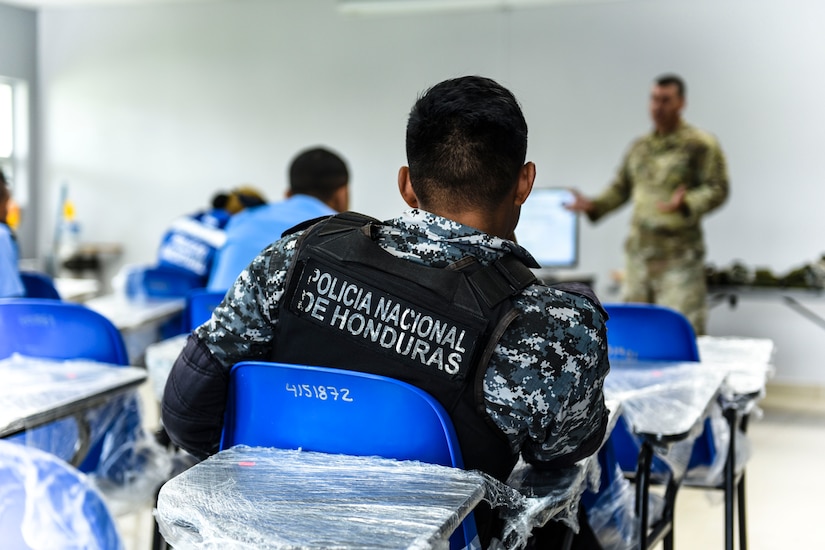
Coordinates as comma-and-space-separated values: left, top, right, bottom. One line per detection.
567, 74, 729, 335
162, 76, 610, 548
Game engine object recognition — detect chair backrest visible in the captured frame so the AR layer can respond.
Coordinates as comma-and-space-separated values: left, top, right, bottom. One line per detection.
603, 303, 714, 473
0, 299, 128, 365
0, 440, 122, 550
125, 264, 205, 299
185, 288, 226, 331
604, 303, 699, 362
19, 271, 61, 300
221, 361, 477, 549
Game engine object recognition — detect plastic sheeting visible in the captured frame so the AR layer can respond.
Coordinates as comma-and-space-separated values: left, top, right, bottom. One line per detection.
144, 334, 188, 402
0, 355, 192, 516
0, 439, 122, 550
157, 445, 600, 550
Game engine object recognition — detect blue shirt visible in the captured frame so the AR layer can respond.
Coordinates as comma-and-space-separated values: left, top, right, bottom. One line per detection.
0, 224, 24, 298
207, 195, 335, 291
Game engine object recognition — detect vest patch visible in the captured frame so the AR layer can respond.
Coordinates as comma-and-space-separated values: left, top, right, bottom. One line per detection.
289, 259, 480, 379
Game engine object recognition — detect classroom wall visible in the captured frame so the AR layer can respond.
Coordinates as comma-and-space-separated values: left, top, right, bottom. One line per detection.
35, 0, 825, 384
0, 2, 38, 257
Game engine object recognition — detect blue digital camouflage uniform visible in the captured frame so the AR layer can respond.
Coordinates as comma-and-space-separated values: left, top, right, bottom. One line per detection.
176, 208, 610, 464
587, 121, 729, 335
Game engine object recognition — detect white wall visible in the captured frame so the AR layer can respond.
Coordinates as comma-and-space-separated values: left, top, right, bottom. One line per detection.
36, 0, 825, 383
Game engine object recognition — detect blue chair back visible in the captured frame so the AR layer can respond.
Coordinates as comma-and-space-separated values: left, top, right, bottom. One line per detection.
0, 440, 122, 550
221, 361, 477, 550
185, 289, 226, 331
19, 271, 61, 300
603, 303, 715, 473
604, 303, 699, 362
0, 299, 128, 365
126, 265, 205, 299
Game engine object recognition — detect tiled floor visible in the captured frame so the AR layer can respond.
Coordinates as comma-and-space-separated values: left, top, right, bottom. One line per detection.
119, 382, 825, 549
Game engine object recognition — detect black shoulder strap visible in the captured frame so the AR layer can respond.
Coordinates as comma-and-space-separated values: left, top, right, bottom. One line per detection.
280, 211, 381, 239
466, 253, 537, 307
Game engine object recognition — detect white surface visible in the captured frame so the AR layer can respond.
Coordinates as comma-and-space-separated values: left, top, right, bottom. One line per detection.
54, 277, 100, 302
0, 355, 146, 436
84, 293, 184, 332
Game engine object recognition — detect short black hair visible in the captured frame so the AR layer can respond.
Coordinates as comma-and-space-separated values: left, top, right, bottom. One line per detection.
405, 75, 528, 211
655, 73, 686, 98
288, 147, 349, 202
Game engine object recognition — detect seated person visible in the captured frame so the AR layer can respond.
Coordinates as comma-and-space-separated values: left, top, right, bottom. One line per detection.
206, 147, 350, 291
0, 169, 24, 298
162, 76, 610, 548
156, 187, 266, 287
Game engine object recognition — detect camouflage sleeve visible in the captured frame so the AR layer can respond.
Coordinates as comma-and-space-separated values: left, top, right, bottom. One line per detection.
195, 233, 301, 368
588, 141, 638, 222
484, 286, 610, 466
683, 136, 730, 220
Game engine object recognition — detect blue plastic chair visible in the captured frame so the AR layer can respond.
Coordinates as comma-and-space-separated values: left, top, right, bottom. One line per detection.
19, 271, 62, 300
221, 361, 479, 550
600, 303, 718, 549
603, 303, 715, 473
184, 288, 226, 331
0, 299, 141, 474
0, 440, 122, 550
126, 265, 205, 299
0, 298, 128, 364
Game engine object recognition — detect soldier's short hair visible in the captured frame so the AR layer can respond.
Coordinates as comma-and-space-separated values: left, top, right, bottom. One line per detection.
655, 74, 686, 98
405, 75, 528, 211
289, 147, 349, 203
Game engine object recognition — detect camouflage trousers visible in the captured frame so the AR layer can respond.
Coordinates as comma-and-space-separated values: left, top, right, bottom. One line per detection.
622, 252, 707, 335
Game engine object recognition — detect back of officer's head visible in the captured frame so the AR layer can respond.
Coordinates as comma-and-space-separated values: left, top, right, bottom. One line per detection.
405, 76, 528, 211
288, 147, 350, 203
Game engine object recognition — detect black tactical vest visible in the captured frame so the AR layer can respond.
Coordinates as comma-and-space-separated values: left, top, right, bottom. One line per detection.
272, 212, 536, 482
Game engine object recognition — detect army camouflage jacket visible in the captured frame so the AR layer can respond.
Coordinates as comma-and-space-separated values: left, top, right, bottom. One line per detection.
162, 208, 610, 465
589, 121, 729, 259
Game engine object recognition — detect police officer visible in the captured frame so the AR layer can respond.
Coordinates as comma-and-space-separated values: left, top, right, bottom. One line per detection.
567, 74, 729, 335
162, 75, 610, 548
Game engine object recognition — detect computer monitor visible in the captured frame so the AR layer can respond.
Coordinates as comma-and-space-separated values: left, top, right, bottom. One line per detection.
516, 187, 579, 269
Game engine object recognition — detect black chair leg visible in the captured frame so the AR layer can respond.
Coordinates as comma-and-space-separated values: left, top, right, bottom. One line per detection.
737, 471, 747, 550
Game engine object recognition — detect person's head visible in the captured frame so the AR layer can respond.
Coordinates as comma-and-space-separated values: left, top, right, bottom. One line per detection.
287, 147, 350, 213
650, 74, 686, 135
223, 186, 267, 215
399, 75, 535, 238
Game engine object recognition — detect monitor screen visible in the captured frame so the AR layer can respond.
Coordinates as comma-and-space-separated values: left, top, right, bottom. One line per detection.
516, 187, 579, 269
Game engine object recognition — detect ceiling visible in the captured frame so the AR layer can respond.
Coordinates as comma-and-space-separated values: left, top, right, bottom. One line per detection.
5, 0, 615, 12
4, 0, 216, 9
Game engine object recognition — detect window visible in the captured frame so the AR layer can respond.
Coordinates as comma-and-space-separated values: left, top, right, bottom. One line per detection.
0, 76, 29, 211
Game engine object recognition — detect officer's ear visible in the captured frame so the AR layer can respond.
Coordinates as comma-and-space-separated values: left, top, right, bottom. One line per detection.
514, 162, 536, 206
398, 166, 419, 208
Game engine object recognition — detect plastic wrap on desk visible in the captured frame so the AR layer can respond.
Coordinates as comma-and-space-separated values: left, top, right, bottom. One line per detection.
145, 334, 188, 401
156, 446, 594, 550
0, 355, 189, 515
697, 335, 776, 366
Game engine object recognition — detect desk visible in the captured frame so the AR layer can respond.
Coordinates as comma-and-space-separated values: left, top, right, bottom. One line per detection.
85, 293, 185, 363
156, 405, 622, 550
157, 446, 491, 549
0, 356, 146, 466
605, 361, 727, 549
145, 334, 188, 401
697, 336, 775, 550
54, 277, 100, 302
